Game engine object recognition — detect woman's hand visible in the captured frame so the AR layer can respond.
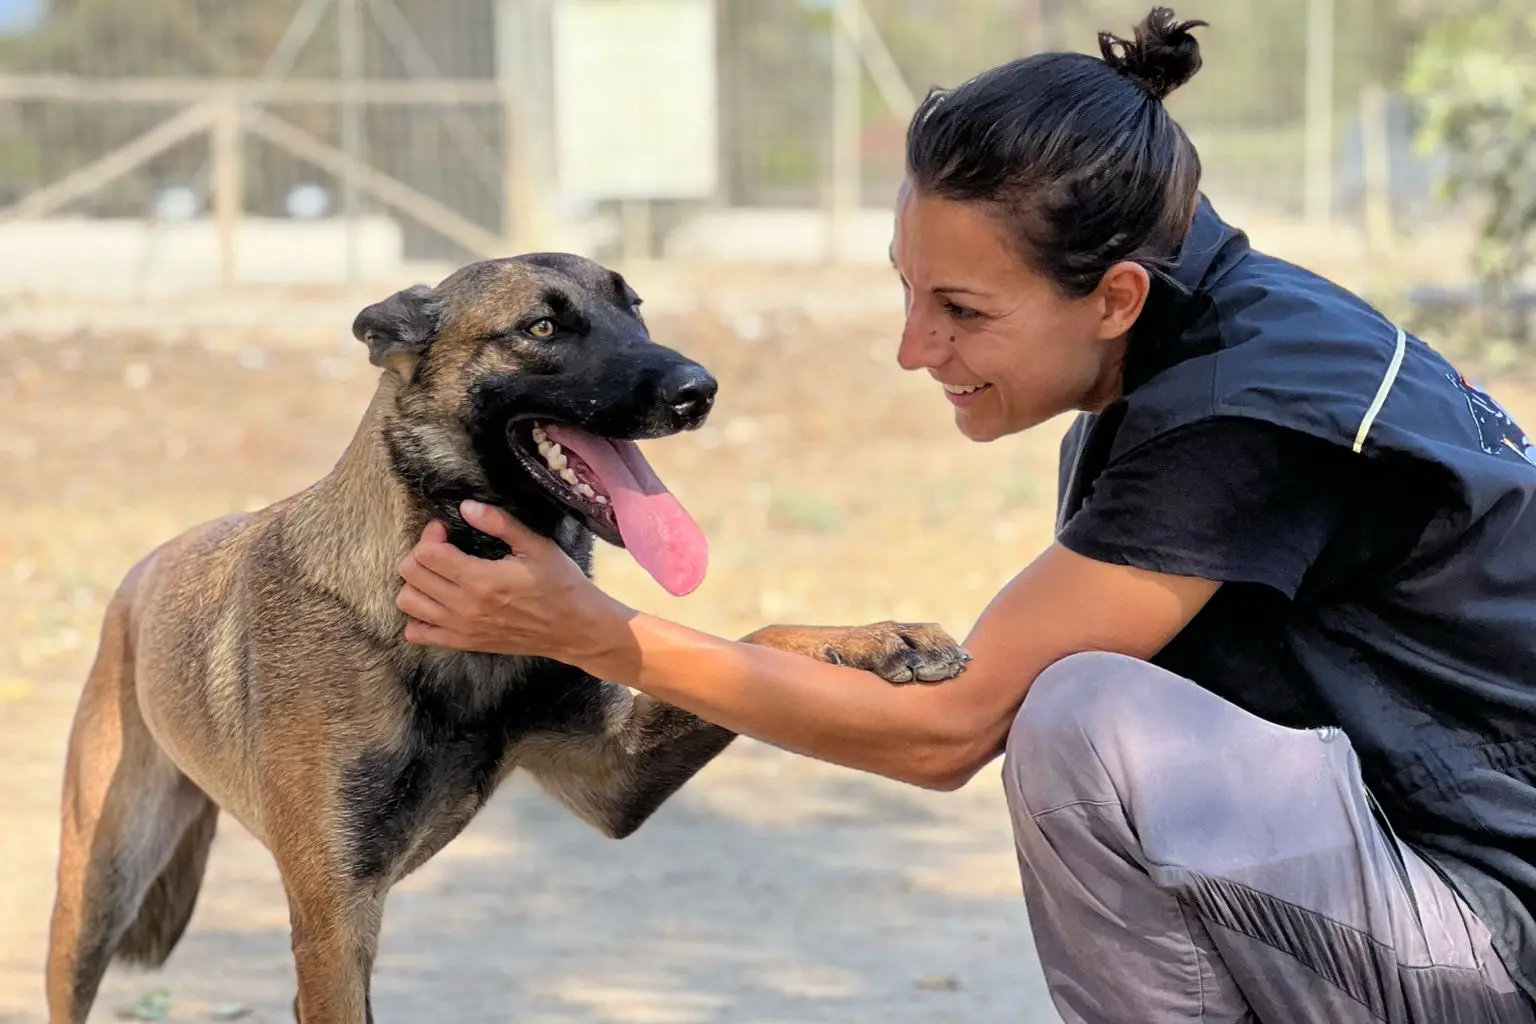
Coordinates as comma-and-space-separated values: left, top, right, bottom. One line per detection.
396, 500, 633, 667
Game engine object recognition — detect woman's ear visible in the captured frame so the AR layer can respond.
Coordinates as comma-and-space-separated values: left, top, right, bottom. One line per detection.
1094, 261, 1151, 341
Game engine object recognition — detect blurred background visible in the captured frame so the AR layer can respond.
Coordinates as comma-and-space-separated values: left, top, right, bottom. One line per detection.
1, 1, 1533, 1021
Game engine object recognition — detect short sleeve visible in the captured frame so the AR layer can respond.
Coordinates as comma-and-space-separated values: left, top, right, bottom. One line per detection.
1058, 418, 1360, 598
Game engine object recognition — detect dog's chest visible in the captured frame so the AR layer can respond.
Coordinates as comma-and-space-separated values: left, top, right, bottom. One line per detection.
338, 654, 591, 882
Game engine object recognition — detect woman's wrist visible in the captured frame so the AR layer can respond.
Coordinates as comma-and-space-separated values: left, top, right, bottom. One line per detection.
563, 592, 642, 680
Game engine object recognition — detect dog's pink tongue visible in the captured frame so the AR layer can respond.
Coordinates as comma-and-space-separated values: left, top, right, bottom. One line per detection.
542, 425, 708, 596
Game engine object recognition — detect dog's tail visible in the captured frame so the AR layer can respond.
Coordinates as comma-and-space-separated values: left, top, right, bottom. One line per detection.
115, 799, 220, 967
48, 560, 224, 1022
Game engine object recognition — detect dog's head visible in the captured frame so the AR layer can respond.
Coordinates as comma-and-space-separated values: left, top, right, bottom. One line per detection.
354, 253, 715, 596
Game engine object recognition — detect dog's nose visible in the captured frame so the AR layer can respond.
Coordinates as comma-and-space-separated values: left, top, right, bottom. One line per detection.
658, 367, 717, 426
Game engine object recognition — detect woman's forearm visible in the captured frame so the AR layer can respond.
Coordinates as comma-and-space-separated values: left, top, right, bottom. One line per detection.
397, 506, 1221, 790
570, 547, 1225, 788
581, 611, 999, 789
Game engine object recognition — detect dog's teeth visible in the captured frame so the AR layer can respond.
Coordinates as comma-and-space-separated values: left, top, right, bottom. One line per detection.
547, 446, 567, 470
537, 440, 552, 456
595, 495, 609, 505
560, 468, 578, 485
532, 425, 547, 443
576, 483, 595, 498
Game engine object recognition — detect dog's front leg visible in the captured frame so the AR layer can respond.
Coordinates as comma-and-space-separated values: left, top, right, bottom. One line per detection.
517, 620, 969, 838
517, 690, 737, 840
274, 842, 385, 1023
739, 620, 971, 684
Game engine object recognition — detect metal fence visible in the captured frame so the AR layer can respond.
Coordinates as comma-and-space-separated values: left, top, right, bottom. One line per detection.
0, 0, 1445, 289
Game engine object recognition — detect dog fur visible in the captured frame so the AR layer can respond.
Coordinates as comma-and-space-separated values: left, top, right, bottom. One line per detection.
44, 253, 968, 1023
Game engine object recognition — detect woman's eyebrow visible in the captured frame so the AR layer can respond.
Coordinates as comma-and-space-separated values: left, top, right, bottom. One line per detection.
933, 284, 993, 299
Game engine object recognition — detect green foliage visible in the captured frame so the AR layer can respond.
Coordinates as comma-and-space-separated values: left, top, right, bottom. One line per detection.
1406, 3, 1536, 294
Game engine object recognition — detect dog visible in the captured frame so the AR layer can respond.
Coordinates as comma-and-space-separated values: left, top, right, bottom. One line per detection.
45, 253, 970, 1023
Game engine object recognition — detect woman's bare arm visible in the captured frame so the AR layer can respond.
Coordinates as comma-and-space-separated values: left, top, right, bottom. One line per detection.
397, 501, 1220, 789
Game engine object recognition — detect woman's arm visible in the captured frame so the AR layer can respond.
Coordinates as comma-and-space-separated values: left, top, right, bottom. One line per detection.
398, 501, 1220, 789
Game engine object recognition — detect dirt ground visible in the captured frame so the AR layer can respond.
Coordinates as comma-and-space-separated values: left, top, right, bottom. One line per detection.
6, 255, 1532, 1024
0, 278, 1073, 1024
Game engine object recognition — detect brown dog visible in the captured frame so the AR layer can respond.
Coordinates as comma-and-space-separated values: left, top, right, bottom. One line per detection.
45, 253, 969, 1023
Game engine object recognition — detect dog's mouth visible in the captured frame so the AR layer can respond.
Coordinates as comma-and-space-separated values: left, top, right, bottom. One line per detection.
507, 419, 708, 597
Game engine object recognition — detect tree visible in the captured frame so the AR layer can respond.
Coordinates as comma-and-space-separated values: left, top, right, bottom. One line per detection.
1405, 2, 1536, 311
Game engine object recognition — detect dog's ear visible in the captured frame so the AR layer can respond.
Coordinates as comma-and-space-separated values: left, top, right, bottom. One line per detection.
352, 284, 441, 369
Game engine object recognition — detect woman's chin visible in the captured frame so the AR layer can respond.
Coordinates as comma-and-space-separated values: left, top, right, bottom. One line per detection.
954, 402, 1043, 443
954, 408, 1007, 443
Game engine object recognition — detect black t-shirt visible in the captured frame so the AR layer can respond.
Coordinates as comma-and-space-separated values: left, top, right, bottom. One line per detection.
1056, 416, 1448, 730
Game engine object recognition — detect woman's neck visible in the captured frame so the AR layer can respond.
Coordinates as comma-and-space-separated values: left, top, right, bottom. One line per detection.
1081, 330, 1131, 413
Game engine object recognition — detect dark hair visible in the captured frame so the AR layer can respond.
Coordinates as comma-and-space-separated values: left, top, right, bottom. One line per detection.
905, 7, 1208, 297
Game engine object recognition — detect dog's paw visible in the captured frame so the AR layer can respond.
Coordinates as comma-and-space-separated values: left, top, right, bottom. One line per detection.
822, 621, 971, 684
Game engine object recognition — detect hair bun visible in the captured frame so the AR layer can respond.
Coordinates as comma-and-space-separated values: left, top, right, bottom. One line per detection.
1098, 7, 1207, 102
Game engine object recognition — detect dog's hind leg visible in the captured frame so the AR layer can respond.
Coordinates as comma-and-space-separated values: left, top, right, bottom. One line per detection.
46, 590, 219, 1024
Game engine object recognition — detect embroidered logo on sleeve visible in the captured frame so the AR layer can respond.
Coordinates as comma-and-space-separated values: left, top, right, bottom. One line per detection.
1449, 373, 1536, 466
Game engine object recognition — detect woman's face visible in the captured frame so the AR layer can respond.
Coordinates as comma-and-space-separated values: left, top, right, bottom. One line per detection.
890, 182, 1149, 442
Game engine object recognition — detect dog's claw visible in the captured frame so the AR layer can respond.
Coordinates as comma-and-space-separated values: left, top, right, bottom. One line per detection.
821, 621, 970, 685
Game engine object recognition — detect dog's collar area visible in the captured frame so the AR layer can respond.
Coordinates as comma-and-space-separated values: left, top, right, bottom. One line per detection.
442, 517, 512, 561
421, 495, 588, 567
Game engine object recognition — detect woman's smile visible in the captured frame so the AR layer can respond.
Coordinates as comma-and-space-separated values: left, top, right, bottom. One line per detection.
941, 381, 993, 407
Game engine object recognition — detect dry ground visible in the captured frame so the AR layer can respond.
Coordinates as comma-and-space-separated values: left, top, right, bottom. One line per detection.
0, 280, 1070, 1024
4, 255, 1532, 1024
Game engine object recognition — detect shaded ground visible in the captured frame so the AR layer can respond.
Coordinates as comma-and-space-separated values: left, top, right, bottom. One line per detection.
6, 260, 1530, 1023
0, 288, 1067, 1023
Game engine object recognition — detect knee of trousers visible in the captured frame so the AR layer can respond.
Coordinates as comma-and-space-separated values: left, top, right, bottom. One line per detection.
1001, 651, 1171, 818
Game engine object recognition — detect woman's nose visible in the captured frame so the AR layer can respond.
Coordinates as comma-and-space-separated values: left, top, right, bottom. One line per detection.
897, 314, 948, 371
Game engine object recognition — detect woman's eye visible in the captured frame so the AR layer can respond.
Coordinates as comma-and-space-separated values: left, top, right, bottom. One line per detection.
527, 318, 556, 339
944, 300, 979, 321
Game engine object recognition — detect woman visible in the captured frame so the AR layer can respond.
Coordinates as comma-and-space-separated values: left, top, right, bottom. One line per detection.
395, 8, 1536, 1022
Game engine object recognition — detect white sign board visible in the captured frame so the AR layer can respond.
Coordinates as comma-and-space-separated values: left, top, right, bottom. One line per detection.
551, 0, 719, 202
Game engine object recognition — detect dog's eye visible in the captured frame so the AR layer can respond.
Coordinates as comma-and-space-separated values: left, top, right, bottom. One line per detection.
527, 319, 556, 339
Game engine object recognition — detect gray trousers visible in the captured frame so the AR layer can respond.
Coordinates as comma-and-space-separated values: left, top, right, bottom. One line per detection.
1002, 652, 1536, 1024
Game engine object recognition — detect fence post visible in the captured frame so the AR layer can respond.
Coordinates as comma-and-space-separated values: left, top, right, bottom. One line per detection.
339, 0, 365, 280
1360, 83, 1394, 251
1359, 82, 1396, 301
1018, 0, 1045, 54
1304, 0, 1334, 224
498, 0, 557, 254
828, 0, 862, 264
212, 96, 243, 290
